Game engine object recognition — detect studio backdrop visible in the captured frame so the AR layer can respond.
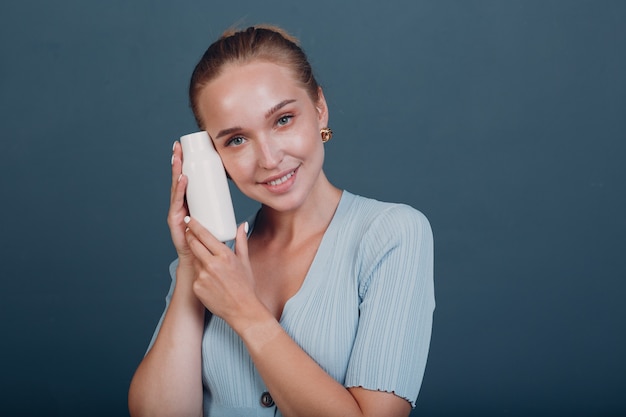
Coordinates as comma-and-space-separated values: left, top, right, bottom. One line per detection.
1, 1, 624, 416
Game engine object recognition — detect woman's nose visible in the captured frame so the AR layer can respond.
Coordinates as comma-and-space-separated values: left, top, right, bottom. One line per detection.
257, 137, 283, 169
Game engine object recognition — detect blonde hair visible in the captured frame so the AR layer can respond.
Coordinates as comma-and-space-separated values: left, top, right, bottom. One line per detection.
189, 25, 320, 128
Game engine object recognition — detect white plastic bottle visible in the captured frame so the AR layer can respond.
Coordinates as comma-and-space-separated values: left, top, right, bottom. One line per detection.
180, 131, 237, 242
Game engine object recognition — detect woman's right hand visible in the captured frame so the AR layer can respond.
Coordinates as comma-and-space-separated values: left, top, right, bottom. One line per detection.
167, 141, 194, 264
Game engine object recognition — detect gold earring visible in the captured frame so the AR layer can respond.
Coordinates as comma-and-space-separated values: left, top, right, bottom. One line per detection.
320, 127, 333, 143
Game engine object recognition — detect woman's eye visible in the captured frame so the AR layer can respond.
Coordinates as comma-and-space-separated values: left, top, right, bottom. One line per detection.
227, 136, 246, 147
277, 115, 293, 126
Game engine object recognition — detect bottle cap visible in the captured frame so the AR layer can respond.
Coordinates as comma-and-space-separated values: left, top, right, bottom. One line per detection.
180, 131, 214, 154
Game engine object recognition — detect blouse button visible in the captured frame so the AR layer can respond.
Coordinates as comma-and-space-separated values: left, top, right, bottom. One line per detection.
260, 391, 274, 407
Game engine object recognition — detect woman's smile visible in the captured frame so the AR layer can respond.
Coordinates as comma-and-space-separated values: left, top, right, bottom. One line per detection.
260, 166, 300, 193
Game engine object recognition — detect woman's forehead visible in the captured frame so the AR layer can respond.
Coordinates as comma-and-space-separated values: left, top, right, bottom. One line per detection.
198, 62, 310, 116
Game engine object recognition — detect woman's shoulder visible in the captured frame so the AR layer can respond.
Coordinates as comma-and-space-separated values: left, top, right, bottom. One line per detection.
340, 191, 434, 301
341, 190, 431, 232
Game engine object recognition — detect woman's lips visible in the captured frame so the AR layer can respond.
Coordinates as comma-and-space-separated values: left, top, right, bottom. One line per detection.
266, 169, 296, 186
260, 166, 299, 192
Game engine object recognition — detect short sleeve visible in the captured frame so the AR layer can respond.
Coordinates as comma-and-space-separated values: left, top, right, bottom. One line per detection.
345, 205, 435, 407
145, 258, 179, 353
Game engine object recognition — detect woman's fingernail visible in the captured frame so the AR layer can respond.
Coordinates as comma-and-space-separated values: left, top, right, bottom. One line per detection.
184, 216, 191, 224
171, 154, 175, 165
178, 174, 183, 182
244, 221, 249, 234
172, 141, 177, 151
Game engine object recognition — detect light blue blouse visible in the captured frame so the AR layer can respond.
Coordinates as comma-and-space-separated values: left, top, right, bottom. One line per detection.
149, 190, 435, 416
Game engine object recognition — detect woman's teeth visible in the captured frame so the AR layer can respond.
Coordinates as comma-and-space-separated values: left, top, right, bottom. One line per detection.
268, 170, 295, 186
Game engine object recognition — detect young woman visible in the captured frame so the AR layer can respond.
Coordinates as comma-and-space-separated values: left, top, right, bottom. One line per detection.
129, 25, 435, 417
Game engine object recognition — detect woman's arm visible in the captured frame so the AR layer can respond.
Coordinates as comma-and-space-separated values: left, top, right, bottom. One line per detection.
128, 142, 205, 417
184, 216, 417, 417
240, 314, 412, 417
128, 263, 205, 417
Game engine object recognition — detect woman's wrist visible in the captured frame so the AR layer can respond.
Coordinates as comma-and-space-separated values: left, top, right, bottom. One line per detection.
232, 306, 281, 353
171, 262, 202, 305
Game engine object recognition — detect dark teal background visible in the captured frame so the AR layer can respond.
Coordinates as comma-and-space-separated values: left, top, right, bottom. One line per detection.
1, 1, 624, 416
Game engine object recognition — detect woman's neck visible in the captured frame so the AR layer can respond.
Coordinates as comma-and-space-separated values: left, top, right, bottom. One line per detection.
254, 175, 342, 246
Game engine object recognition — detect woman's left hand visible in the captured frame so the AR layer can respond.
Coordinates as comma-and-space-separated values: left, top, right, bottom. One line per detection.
184, 218, 262, 326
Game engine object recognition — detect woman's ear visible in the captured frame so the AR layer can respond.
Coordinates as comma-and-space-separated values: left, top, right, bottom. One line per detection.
315, 87, 329, 127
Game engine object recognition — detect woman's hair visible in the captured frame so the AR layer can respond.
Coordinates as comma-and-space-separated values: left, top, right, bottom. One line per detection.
189, 25, 320, 128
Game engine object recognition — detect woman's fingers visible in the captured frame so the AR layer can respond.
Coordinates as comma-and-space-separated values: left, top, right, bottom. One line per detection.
234, 222, 250, 259
170, 173, 187, 215
170, 141, 185, 205
167, 141, 193, 257
185, 218, 257, 321
184, 216, 227, 256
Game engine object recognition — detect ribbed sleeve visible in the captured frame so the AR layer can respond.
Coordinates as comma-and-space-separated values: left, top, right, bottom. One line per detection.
344, 204, 434, 407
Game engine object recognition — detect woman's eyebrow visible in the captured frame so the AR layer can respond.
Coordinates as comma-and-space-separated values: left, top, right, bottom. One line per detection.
265, 99, 296, 119
215, 126, 243, 140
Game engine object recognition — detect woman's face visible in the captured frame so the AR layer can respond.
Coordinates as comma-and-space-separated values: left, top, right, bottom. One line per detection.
196, 60, 329, 212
